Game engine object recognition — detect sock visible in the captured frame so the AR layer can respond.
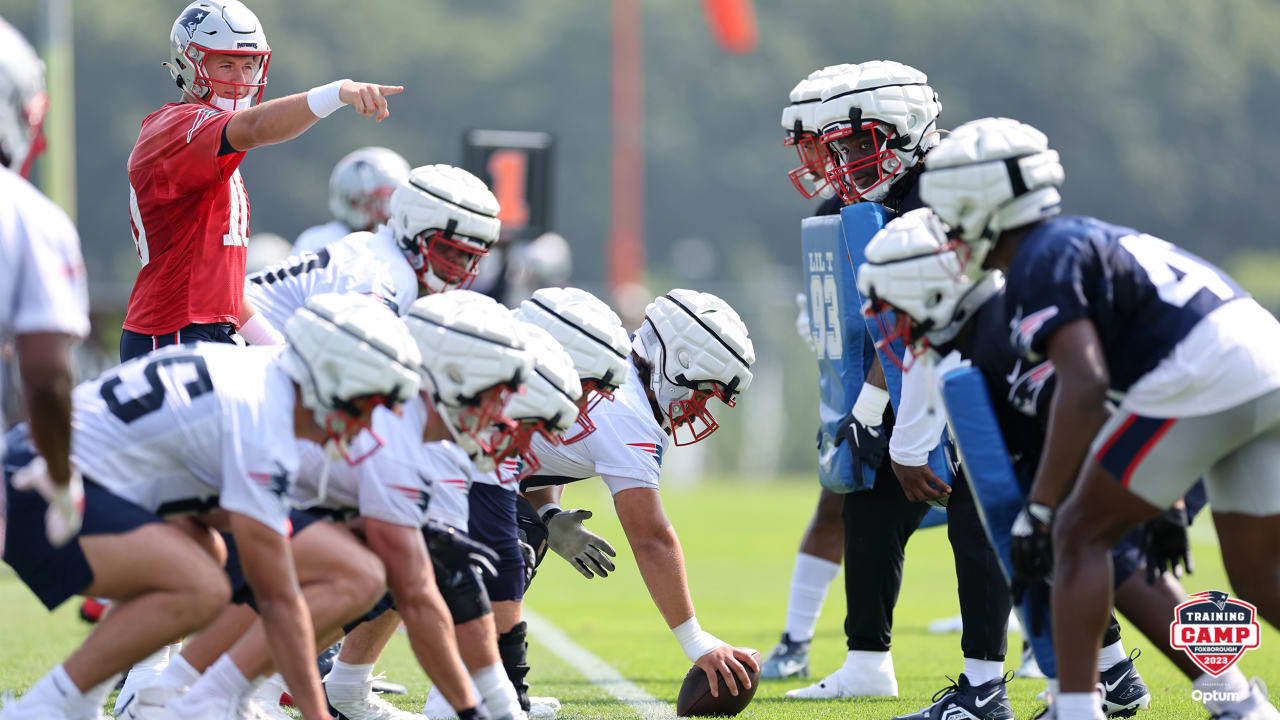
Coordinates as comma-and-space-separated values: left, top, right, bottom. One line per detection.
23, 665, 83, 714
1045, 678, 1060, 702
154, 654, 201, 692
1096, 639, 1126, 672
79, 672, 122, 718
325, 660, 375, 688
473, 662, 520, 719
784, 553, 841, 642
842, 649, 893, 674
1056, 691, 1101, 719
133, 644, 173, 674
963, 658, 1004, 686
1195, 669, 1254, 712
174, 655, 249, 713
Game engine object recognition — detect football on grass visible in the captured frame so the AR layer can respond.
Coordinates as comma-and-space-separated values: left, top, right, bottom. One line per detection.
675, 650, 762, 717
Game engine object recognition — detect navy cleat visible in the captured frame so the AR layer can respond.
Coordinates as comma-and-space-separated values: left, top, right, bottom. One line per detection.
1100, 649, 1151, 718
892, 673, 1014, 720
760, 633, 810, 680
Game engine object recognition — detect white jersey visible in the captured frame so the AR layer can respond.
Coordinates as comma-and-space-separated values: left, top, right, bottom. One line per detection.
71, 343, 299, 535
246, 226, 419, 330
292, 219, 352, 255
519, 362, 668, 495
0, 167, 90, 445
422, 440, 485, 532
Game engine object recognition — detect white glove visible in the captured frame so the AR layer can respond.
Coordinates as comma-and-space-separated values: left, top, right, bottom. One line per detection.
11, 456, 84, 547
795, 293, 816, 352
544, 508, 617, 579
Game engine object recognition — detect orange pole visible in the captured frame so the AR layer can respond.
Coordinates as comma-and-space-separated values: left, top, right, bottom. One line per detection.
609, 0, 644, 291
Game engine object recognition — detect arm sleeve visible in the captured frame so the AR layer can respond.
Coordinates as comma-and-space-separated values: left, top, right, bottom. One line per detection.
888, 350, 948, 466
12, 200, 89, 338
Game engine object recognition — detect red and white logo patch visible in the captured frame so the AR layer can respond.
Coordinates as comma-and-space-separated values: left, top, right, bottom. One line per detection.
1169, 591, 1261, 676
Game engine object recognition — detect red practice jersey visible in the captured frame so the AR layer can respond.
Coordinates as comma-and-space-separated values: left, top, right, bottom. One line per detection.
123, 103, 250, 335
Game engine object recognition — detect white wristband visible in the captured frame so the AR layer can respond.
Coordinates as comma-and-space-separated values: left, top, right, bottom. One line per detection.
851, 382, 891, 427
672, 616, 725, 663
306, 79, 349, 119
537, 503, 562, 523
239, 313, 286, 346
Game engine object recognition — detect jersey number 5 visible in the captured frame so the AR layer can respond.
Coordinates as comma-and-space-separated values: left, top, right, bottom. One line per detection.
101, 354, 213, 424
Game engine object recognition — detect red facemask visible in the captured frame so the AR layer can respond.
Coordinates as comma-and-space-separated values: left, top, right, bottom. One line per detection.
189, 47, 271, 111
409, 228, 490, 290
16, 90, 48, 179
490, 419, 565, 483
822, 121, 904, 205
668, 386, 735, 447
323, 395, 398, 466
562, 379, 618, 445
863, 299, 929, 373
452, 384, 520, 457
784, 129, 833, 199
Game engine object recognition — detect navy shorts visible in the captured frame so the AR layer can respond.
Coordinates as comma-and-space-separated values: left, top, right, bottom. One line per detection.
468, 484, 524, 602
2, 426, 162, 610
119, 322, 238, 363
228, 508, 326, 608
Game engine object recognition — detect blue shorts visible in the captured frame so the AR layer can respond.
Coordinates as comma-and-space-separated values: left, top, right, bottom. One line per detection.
2, 426, 162, 610
468, 484, 524, 602
119, 323, 238, 363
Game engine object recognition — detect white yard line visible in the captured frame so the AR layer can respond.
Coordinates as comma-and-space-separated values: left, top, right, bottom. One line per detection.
523, 608, 676, 720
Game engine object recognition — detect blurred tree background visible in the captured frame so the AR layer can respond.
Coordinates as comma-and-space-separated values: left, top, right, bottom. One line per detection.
5, 0, 1280, 477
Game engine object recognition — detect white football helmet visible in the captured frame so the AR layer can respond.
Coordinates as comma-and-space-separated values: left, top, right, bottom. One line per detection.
919, 117, 1064, 274
329, 147, 410, 232
814, 60, 941, 204
404, 291, 533, 471
856, 209, 1006, 369
279, 293, 423, 465
501, 321, 582, 479
389, 165, 501, 294
782, 64, 856, 199
167, 1, 270, 111
0, 17, 47, 178
631, 289, 755, 446
514, 287, 631, 444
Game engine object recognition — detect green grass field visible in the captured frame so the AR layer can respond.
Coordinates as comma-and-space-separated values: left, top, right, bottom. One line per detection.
0, 477, 1275, 719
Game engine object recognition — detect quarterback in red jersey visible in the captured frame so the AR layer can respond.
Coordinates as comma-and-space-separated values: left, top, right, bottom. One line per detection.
120, 0, 403, 362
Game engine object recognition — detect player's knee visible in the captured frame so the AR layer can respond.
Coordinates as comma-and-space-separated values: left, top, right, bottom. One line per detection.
436, 566, 492, 625
333, 553, 387, 614
179, 567, 232, 629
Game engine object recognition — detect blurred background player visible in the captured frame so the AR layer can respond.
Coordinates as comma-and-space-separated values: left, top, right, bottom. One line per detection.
0, 16, 90, 549
293, 146, 411, 255
121, 0, 405, 362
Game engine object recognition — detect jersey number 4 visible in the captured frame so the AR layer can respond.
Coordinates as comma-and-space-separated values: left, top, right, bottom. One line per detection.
1119, 234, 1235, 307
101, 353, 213, 424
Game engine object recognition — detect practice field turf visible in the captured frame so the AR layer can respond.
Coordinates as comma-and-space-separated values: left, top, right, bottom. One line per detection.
0, 477, 1275, 719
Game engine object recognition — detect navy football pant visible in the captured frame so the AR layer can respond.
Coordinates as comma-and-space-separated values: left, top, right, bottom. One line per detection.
119, 322, 238, 362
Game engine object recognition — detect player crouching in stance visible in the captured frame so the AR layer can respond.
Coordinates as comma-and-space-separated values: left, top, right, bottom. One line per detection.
0, 293, 421, 720
518, 290, 762, 704
916, 118, 1280, 720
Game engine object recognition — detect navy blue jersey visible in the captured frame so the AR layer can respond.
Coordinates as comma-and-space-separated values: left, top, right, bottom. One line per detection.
1004, 215, 1246, 393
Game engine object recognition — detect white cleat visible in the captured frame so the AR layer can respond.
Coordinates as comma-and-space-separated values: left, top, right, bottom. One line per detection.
327, 677, 426, 720
528, 696, 559, 719
927, 613, 964, 634
118, 686, 182, 720
1015, 643, 1047, 680
1207, 678, 1280, 720
114, 647, 174, 717
239, 676, 291, 720
783, 666, 898, 699
421, 685, 458, 720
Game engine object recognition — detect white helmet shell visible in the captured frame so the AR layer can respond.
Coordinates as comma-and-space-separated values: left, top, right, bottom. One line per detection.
919, 117, 1064, 274
516, 287, 631, 392
389, 164, 501, 293
279, 292, 423, 460
815, 60, 942, 203
781, 64, 857, 199
0, 17, 47, 177
506, 320, 582, 433
404, 290, 532, 470
631, 289, 755, 445
328, 147, 411, 231
168, 1, 271, 111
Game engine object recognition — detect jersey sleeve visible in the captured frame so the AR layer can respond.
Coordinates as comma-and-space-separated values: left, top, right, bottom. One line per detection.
888, 350, 955, 466
219, 398, 295, 535
1009, 235, 1099, 360
11, 195, 89, 338
584, 415, 664, 494
146, 105, 245, 199
354, 407, 431, 527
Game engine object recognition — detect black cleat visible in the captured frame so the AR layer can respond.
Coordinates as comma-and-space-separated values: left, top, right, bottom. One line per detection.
1100, 649, 1151, 718
893, 673, 1014, 720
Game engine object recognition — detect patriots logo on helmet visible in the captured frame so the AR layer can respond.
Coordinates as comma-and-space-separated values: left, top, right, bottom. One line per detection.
178, 7, 210, 39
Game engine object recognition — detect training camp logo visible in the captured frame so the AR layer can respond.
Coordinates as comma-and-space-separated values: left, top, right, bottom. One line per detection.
1169, 590, 1261, 676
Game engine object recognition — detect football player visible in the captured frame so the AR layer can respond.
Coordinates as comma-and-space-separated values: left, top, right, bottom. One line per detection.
121, 0, 404, 362
0, 16, 90, 544
514, 289, 761, 705
293, 147, 410, 255
918, 117, 1280, 720
1, 293, 422, 720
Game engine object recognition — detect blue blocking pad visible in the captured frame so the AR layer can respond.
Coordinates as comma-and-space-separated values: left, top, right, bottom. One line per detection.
941, 366, 1056, 678
802, 212, 876, 493
839, 203, 954, 492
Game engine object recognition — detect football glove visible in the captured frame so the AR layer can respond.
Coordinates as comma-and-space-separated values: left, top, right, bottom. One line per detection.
11, 456, 84, 547
544, 508, 617, 579
424, 519, 499, 578
1010, 502, 1054, 586
834, 411, 888, 470
1140, 506, 1194, 584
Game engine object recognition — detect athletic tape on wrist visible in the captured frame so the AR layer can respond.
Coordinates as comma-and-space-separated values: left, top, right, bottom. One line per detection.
852, 382, 891, 427
672, 615, 725, 663
306, 79, 349, 119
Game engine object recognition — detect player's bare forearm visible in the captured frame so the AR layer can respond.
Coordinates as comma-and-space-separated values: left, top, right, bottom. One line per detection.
366, 519, 475, 710
224, 92, 319, 152
523, 485, 563, 512
16, 332, 77, 486
615, 488, 695, 628
867, 352, 888, 390
1030, 319, 1110, 508
231, 514, 326, 720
